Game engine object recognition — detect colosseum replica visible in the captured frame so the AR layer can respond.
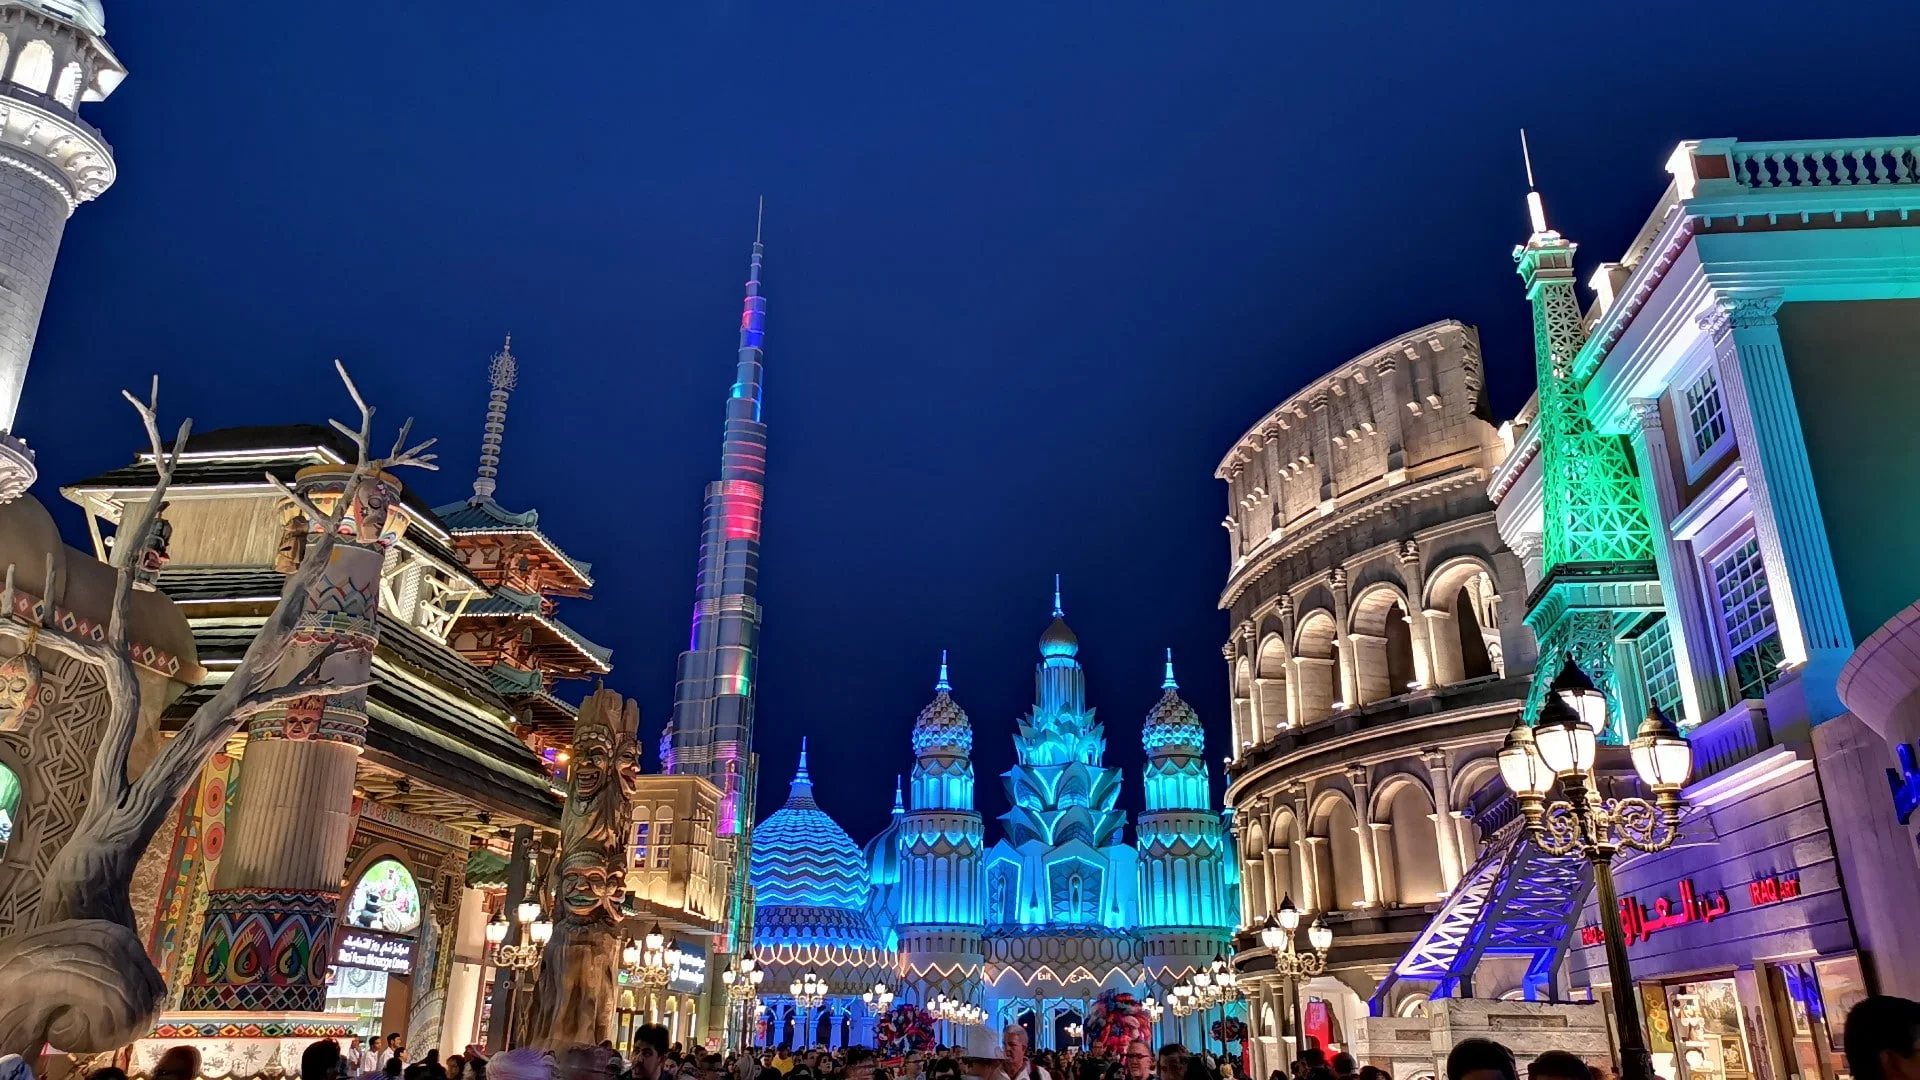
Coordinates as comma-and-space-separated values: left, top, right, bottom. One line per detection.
1217, 320, 1545, 1075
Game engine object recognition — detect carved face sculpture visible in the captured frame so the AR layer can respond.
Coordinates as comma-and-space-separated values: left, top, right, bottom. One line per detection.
273, 511, 310, 574
558, 849, 623, 921
0, 650, 41, 732
571, 722, 613, 802
614, 730, 642, 801
280, 695, 324, 741
350, 480, 401, 547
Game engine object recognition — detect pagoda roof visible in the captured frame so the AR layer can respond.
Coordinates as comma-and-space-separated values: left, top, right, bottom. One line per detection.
457, 585, 613, 672
432, 496, 595, 590
488, 662, 582, 727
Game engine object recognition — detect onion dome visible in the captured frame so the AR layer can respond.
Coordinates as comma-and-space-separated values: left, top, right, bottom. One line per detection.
748, 739, 871, 910
863, 776, 905, 887
912, 650, 973, 755
1039, 573, 1080, 658
1143, 648, 1205, 753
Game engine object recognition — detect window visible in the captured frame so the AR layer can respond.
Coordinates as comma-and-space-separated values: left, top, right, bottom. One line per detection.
1711, 535, 1785, 701
0, 763, 19, 862
1636, 617, 1687, 726
1684, 367, 1729, 460
652, 818, 673, 869
630, 817, 651, 869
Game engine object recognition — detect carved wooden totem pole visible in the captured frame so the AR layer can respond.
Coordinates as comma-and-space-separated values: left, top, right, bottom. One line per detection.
525, 686, 640, 1050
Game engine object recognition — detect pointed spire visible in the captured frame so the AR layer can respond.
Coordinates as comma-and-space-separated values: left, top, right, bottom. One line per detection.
797, 735, 810, 781
892, 775, 904, 815
472, 334, 518, 501
935, 649, 952, 693
785, 737, 816, 808
1521, 129, 1551, 236
1052, 573, 1064, 619
1162, 647, 1179, 692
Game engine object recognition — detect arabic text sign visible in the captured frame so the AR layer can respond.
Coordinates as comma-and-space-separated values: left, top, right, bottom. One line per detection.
337, 929, 415, 975
1577, 875, 1802, 948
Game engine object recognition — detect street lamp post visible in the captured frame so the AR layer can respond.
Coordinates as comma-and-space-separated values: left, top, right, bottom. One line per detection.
791, 971, 827, 1049
1189, 954, 1240, 1062
1142, 997, 1164, 1044
722, 953, 766, 1049
484, 901, 553, 1046
1064, 1021, 1084, 1051
1258, 897, 1332, 1054
1498, 659, 1693, 1080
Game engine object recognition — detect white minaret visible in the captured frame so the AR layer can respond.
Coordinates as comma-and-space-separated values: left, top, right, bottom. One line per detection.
0, 0, 122, 499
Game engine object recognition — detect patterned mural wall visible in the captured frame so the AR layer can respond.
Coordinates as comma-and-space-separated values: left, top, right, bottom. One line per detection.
0, 647, 111, 935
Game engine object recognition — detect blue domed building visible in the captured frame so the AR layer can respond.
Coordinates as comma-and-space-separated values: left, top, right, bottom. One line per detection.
748, 584, 1239, 1051
748, 739, 894, 1048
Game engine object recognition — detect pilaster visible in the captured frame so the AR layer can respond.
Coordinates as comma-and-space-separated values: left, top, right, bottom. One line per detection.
1374, 354, 1409, 484
1346, 766, 1380, 908
1702, 294, 1853, 720
1423, 751, 1463, 891
1626, 397, 1723, 725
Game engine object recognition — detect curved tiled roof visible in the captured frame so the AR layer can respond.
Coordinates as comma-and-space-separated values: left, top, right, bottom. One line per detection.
749, 741, 872, 911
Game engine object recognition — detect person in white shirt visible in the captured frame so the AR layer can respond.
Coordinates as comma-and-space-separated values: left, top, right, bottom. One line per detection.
1004, 1026, 1049, 1080
359, 1037, 386, 1075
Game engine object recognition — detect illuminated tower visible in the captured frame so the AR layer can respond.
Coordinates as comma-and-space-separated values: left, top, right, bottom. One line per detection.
0, 1, 123, 499
670, 214, 769, 838
985, 579, 1137, 930
1514, 139, 1658, 734
1137, 650, 1234, 984
896, 652, 986, 1004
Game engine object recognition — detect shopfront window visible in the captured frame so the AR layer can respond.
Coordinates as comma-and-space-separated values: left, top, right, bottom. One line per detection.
1667, 979, 1753, 1080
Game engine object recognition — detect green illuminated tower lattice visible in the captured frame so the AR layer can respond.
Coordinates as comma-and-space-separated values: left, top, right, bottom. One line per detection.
1515, 205, 1660, 737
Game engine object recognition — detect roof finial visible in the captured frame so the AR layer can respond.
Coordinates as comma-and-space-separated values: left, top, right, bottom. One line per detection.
797, 735, 809, 781
1521, 129, 1550, 235
1052, 573, 1064, 619
892, 775, 904, 815
1162, 647, 1179, 692
935, 649, 952, 693
756, 195, 764, 245
472, 334, 518, 502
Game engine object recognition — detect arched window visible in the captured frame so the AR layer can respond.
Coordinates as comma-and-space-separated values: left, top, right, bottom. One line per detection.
1385, 602, 1417, 694
1384, 781, 1445, 905
0, 762, 19, 862
345, 857, 422, 935
1294, 612, 1338, 724
11, 39, 53, 93
52, 62, 80, 108
1256, 633, 1289, 737
630, 811, 653, 869
1454, 586, 1494, 680
1317, 795, 1366, 911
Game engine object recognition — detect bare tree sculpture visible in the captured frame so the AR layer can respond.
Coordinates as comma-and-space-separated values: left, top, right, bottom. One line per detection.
0, 364, 436, 1058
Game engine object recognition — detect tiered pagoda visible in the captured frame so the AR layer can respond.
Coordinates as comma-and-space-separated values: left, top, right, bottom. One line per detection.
438, 337, 613, 770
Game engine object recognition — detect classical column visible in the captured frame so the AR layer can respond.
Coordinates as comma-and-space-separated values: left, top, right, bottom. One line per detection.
1397, 540, 1436, 688
177, 467, 405, 1016
1367, 823, 1397, 905
1266, 845, 1292, 917
1242, 624, 1266, 740
1331, 569, 1357, 707
1374, 354, 1410, 484
1510, 532, 1544, 593
1311, 391, 1336, 513
1424, 752, 1463, 892
1626, 397, 1724, 725
1704, 294, 1853, 714
1346, 768, 1380, 907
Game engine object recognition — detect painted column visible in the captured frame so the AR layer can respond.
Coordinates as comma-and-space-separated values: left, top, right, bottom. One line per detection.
1703, 294, 1853, 716
177, 467, 406, 1017
1424, 752, 1462, 892
1626, 397, 1724, 726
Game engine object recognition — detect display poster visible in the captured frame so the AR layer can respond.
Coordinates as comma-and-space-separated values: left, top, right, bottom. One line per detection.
347, 858, 423, 934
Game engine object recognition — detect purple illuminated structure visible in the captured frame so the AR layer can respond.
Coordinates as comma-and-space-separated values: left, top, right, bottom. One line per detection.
669, 211, 768, 844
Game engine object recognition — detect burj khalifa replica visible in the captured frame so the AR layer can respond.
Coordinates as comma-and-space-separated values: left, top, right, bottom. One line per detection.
668, 212, 769, 941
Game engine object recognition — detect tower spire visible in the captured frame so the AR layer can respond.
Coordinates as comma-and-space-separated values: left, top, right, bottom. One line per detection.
1162, 647, 1179, 692
472, 334, 517, 502
1052, 573, 1064, 619
936, 649, 952, 693
1521, 129, 1551, 236
892, 774, 904, 815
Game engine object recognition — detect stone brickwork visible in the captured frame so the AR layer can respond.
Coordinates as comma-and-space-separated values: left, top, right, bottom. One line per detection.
0, 159, 68, 433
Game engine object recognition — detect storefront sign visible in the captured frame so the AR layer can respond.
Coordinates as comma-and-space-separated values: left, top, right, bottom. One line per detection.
669, 940, 708, 992
1748, 874, 1801, 906
1578, 878, 1730, 947
346, 858, 423, 935
337, 929, 415, 975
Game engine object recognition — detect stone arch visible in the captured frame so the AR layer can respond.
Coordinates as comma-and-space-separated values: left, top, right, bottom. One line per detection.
1293, 610, 1338, 725
1350, 582, 1417, 704
1269, 805, 1306, 910
1373, 774, 1445, 905
1423, 555, 1502, 684
11, 38, 52, 93
1309, 789, 1366, 912
1256, 632, 1289, 737
1449, 755, 1503, 815
52, 60, 79, 107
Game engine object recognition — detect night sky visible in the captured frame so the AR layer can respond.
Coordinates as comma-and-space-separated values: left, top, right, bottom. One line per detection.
22, 1, 1920, 844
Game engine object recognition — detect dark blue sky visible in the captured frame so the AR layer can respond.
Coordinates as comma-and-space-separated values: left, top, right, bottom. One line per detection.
23, 1, 1920, 843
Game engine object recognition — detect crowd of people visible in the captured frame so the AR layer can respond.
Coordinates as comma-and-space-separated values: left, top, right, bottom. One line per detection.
11, 994, 1920, 1080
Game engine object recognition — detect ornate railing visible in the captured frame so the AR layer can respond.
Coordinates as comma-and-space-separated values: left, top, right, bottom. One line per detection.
1729, 139, 1920, 189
